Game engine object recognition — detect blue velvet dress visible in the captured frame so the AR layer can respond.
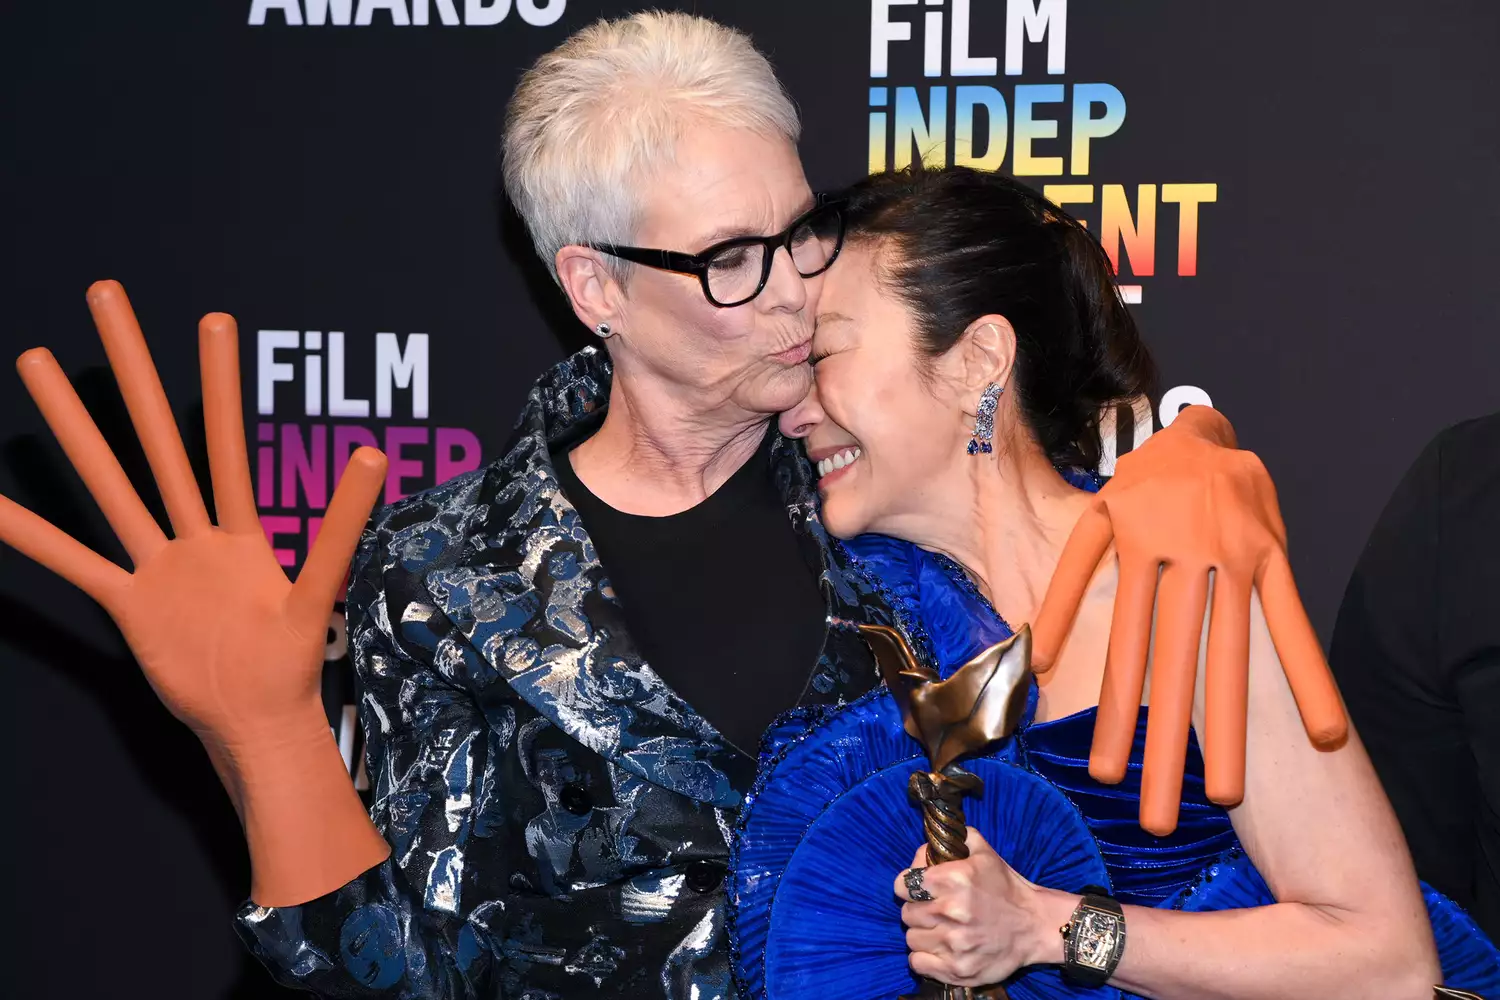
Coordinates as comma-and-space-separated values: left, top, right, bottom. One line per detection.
837, 523, 1500, 996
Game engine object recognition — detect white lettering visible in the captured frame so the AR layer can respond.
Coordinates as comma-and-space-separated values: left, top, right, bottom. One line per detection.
1097, 395, 1153, 477
1005, 0, 1067, 76
253, 0, 547, 24
327, 332, 371, 418
1159, 385, 1213, 426
412, 0, 461, 24
871, 0, 918, 78
950, 0, 998, 76
304, 0, 354, 25
303, 331, 323, 417
257, 330, 299, 415
516, 0, 564, 27
355, 0, 410, 24
248, 0, 303, 25
924, 9, 943, 78
376, 332, 430, 419
464, 0, 510, 26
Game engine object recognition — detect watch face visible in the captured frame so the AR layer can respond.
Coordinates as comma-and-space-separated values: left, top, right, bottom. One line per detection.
1074, 909, 1121, 970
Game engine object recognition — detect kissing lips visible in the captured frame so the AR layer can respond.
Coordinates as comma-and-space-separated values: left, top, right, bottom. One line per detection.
770, 340, 812, 365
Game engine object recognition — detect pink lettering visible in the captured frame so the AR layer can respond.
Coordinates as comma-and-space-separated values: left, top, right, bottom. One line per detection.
435, 427, 482, 485
256, 423, 276, 508
279, 424, 328, 509
384, 426, 429, 503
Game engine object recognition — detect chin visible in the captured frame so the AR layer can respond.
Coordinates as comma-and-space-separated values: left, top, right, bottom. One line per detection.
747, 365, 813, 415
818, 494, 868, 540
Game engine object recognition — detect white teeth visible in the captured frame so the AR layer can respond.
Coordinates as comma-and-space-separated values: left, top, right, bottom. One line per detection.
817, 447, 862, 479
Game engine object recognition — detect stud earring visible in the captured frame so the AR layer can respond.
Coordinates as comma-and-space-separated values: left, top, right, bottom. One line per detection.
967, 382, 1004, 455
595, 322, 614, 338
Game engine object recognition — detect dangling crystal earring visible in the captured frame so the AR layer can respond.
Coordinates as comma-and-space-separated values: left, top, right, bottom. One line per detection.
967, 382, 1004, 455
595, 322, 614, 338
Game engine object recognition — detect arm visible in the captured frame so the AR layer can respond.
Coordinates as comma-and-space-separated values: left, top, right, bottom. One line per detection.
1073, 591, 1435, 997
1033, 405, 1347, 834
903, 592, 1440, 999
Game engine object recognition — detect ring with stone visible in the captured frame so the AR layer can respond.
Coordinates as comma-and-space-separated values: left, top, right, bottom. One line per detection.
904, 866, 935, 902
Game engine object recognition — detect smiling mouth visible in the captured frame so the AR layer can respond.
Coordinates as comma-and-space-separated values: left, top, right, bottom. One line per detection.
815, 446, 862, 480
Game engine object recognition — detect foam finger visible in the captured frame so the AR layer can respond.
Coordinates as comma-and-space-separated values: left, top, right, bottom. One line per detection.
1032, 501, 1113, 673
1090, 553, 1157, 785
198, 314, 260, 533
288, 446, 386, 636
17, 348, 167, 565
1138, 565, 1210, 835
0, 493, 129, 603
1202, 568, 1250, 806
86, 280, 211, 538
1258, 548, 1348, 749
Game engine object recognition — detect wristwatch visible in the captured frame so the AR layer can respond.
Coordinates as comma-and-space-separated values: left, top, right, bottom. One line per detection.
1060, 886, 1126, 987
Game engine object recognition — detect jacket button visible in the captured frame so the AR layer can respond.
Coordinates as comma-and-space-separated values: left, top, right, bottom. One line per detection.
559, 782, 592, 815
686, 861, 726, 894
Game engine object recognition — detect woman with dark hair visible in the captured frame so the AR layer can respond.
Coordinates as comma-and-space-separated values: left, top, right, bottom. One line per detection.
754, 166, 1498, 997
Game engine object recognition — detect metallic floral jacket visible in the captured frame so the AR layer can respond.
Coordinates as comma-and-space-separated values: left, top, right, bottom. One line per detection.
234, 348, 902, 998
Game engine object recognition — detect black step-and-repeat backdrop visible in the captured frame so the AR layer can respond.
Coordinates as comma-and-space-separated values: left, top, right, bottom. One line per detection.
2, 2, 1497, 996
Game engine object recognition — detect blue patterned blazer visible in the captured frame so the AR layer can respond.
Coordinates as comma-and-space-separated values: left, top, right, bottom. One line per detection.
234, 348, 904, 998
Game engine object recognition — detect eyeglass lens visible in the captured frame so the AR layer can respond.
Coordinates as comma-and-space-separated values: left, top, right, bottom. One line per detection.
704, 204, 842, 306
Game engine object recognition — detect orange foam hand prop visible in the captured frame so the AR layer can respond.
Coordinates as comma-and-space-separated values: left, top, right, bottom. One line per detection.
0, 281, 391, 905
1031, 406, 1347, 836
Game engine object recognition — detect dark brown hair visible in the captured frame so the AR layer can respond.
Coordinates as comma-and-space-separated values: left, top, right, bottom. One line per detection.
837, 165, 1157, 469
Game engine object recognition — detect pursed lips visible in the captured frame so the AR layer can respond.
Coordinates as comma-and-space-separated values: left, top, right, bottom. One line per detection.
770, 340, 812, 365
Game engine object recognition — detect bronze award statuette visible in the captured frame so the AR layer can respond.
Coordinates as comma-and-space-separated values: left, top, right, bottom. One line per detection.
857, 623, 1035, 1000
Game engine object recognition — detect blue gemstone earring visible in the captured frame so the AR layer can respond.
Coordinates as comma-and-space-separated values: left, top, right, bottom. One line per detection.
967, 382, 1004, 455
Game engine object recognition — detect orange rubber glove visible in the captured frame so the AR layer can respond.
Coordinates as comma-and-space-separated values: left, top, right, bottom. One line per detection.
0, 280, 391, 906
1031, 405, 1347, 836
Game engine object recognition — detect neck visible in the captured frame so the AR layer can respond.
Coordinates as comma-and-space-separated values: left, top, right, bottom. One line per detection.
895, 438, 1093, 625
567, 371, 770, 516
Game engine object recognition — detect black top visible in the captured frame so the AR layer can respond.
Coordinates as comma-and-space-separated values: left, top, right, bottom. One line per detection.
553, 426, 828, 754
1329, 412, 1500, 942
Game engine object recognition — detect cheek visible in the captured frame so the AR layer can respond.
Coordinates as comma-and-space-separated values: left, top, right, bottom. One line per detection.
861, 373, 951, 467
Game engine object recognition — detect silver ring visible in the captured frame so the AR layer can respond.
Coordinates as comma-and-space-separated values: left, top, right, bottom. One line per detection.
904, 866, 935, 902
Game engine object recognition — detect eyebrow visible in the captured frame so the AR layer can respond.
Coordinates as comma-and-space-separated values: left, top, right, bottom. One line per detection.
815, 312, 854, 325
694, 197, 819, 249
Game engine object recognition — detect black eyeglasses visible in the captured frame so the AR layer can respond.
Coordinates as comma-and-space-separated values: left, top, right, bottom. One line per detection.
589, 197, 846, 308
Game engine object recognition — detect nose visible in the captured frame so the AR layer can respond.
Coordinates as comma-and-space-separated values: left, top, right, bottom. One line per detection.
779, 378, 825, 439
758, 243, 809, 313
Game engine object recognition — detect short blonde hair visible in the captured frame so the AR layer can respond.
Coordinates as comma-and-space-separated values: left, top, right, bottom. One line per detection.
502, 11, 801, 283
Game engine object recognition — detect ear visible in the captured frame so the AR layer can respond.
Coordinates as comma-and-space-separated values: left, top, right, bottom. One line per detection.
555, 245, 622, 333
953, 315, 1017, 412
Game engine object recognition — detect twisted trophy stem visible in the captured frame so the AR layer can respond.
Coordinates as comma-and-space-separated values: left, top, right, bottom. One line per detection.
909, 766, 982, 865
